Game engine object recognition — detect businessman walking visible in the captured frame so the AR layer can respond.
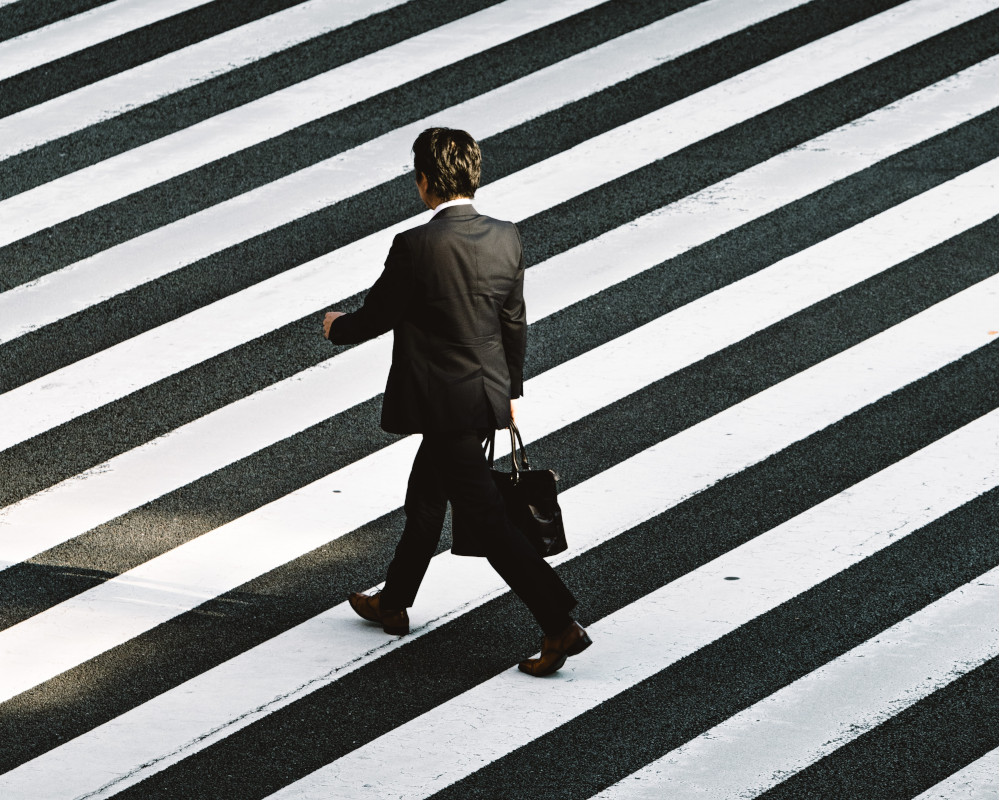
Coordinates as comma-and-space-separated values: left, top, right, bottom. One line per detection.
324, 128, 590, 677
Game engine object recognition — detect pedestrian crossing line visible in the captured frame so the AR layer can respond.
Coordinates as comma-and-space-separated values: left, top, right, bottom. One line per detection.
2, 408, 994, 800
3, 89, 991, 563
0, 0, 809, 339
261, 420, 999, 800
5, 428, 994, 797
393, 499, 1000, 800
589, 568, 999, 800
912, 749, 999, 800
758, 660, 999, 798
0, 0, 410, 134
0, 273, 992, 708
0, 1, 991, 795
1, 155, 993, 567
0, 41, 993, 453
0, 0, 607, 236
0, 0, 215, 82
2, 1, 992, 332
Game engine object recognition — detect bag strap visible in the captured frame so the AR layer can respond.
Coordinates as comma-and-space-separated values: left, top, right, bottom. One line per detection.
509, 422, 530, 471
483, 422, 531, 481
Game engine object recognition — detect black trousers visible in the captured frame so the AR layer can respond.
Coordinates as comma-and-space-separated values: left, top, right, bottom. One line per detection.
379, 429, 577, 636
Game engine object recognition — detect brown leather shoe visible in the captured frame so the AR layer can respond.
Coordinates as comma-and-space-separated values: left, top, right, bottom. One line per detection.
518, 621, 592, 677
348, 591, 409, 635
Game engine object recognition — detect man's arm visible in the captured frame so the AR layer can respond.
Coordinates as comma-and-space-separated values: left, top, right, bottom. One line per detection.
500, 228, 527, 401
325, 234, 412, 345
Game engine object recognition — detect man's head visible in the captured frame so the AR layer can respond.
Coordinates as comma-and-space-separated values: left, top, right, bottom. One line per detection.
412, 128, 481, 204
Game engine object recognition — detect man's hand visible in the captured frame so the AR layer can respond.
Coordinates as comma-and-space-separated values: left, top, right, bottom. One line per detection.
323, 311, 345, 339
510, 398, 519, 425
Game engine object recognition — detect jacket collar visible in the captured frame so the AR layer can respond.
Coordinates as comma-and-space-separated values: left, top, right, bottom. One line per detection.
431, 203, 478, 219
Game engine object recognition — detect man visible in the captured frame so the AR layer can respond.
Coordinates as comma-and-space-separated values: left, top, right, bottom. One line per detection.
324, 127, 590, 677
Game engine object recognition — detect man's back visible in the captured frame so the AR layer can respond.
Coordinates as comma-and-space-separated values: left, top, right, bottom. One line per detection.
400, 206, 520, 341
329, 205, 526, 435
385, 205, 525, 434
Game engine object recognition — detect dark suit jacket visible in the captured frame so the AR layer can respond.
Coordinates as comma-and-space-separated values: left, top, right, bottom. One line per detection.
328, 204, 527, 434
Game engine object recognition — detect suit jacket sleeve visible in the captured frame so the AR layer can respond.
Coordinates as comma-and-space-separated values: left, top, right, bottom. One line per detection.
500, 227, 527, 398
328, 233, 412, 345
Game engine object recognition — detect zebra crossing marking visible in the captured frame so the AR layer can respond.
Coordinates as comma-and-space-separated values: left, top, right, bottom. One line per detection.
1, 405, 993, 800
0, 70, 992, 567
0, 0, 809, 337
0, 0, 410, 143
912, 749, 1000, 800
1, 29, 994, 450
591, 569, 998, 799
0, 0, 608, 231
262, 415, 998, 800
0, 0, 215, 81
0, 275, 992, 707
0, 1, 994, 794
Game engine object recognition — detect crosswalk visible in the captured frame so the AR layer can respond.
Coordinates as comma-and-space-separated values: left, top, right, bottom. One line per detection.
0, 0, 996, 797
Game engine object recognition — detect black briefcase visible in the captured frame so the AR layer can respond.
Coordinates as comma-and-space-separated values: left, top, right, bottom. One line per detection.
454, 423, 567, 558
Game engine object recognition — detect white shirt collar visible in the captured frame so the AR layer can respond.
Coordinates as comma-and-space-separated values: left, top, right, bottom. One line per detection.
432, 197, 474, 215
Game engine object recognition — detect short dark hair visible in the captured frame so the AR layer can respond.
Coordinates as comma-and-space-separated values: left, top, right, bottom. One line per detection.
412, 127, 481, 200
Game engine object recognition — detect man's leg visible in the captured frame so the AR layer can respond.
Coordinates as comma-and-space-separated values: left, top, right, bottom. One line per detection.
426, 431, 577, 636
379, 436, 449, 610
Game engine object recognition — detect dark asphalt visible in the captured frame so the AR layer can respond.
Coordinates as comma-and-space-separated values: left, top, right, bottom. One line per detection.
0, 0, 996, 796
3, 337, 996, 771
1, 208, 995, 629
101, 375, 1000, 799
0, 14, 995, 504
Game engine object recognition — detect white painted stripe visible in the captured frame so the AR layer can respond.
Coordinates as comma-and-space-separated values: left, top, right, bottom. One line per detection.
0, 0, 604, 224
912, 750, 1000, 800
0, 0, 214, 81
3, 402, 994, 800
0, 276, 993, 706
0, 137, 993, 567
264, 429, 1000, 800
0, 0, 808, 338
2, 73, 990, 567
591, 570, 1000, 800
0, 0, 411, 144
0, 31, 993, 450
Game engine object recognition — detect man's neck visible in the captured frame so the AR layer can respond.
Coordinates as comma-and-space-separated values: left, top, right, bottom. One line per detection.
431, 197, 473, 213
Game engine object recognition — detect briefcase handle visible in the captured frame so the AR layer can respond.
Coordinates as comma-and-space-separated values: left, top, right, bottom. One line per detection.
483, 422, 530, 478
